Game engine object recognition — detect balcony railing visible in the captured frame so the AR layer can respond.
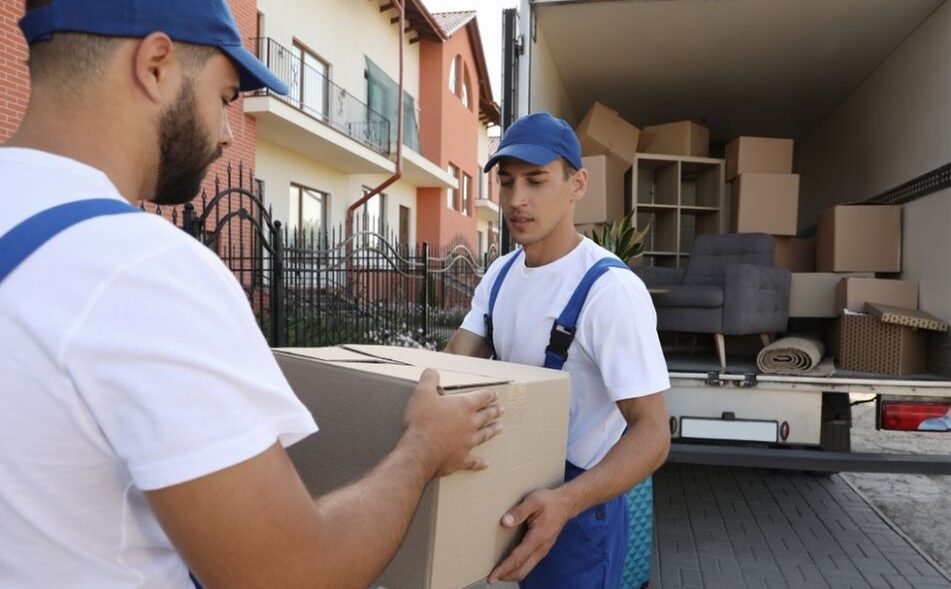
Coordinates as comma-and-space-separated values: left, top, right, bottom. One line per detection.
252, 38, 390, 156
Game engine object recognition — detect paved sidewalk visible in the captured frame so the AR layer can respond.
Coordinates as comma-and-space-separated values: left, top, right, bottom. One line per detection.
652, 464, 951, 589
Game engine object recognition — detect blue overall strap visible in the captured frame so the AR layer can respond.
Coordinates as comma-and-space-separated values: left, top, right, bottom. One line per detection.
544, 257, 630, 370
483, 248, 523, 359
0, 199, 140, 284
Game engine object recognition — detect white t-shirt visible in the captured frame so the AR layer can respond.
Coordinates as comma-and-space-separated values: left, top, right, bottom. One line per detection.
0, 148, 318, 588
461, 238, 669, 470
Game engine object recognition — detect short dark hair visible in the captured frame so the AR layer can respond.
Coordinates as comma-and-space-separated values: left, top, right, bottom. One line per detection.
24, 0, 216, 91
563, 159, 578, 180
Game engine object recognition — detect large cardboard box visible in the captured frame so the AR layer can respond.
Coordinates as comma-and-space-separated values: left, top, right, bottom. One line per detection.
274, 345, 570, 589
774, 237, 815, 272
816, 205, 902, 272
835, 277, 918, 314
788, 272, 872, 318
836, 313, 927, 375
725, 136, 794, 180
641, 120, 709, 157
576, 102, 640, 168
576, 155, 626, 225
730, 173, 799, 236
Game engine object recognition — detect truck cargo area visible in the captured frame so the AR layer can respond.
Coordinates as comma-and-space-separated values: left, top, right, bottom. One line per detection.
508, 0, 951, 472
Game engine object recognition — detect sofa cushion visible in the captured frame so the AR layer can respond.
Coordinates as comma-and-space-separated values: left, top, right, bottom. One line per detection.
652, 285, 724, 308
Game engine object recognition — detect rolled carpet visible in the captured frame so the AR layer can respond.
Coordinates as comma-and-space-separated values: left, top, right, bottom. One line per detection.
756, 336, 834, 376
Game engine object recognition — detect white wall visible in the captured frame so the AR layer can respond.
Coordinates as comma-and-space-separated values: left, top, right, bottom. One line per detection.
257, 0, 420, 106
796, 0, 951, 373
349, 174, 418, 244
256, 139, 349, 230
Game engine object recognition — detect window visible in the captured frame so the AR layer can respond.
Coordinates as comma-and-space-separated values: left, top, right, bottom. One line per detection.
366, 58, 420, 151
290, 42, 329, 119
448, 55, 459, 94
477, 231, 485, 258
359, 188, 386, 236
447, 164, 460, 210
478, 164, 486, 201
461, 67, 471, 109
461, 173, 472, 216
289, 184, 328, 243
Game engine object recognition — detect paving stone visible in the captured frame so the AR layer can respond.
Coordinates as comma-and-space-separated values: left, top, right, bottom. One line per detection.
649, 464, 951, 589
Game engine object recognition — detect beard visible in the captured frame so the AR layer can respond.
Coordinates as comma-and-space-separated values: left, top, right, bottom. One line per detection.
152, 83, 223, 206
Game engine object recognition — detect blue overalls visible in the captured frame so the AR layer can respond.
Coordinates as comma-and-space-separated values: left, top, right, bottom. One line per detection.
0, 199, 205, 589
485, 250, 652, 589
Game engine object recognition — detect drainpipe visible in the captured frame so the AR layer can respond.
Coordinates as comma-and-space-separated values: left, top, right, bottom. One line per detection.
347, 0, 404, 239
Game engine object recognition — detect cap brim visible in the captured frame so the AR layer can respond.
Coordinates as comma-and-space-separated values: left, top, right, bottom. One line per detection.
219, 44, 288, 95
483, 143, 562, 173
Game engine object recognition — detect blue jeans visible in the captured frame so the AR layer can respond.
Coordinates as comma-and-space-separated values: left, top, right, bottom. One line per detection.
520, 461, 630, 589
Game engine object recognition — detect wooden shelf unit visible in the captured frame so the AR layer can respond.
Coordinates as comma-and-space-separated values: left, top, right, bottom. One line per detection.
632, 153, 726, 268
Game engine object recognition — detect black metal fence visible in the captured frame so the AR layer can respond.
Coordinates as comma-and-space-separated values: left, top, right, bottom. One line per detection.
150, 163, 495, 349
251, 37, 390, 156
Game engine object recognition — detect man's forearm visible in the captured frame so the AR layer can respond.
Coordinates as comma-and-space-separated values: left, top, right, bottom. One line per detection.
309, 437, 435, 588
557, 412, 669, 519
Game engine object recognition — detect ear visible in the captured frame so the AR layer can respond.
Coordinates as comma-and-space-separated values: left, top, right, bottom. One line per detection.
569, 168, 588, 204
132, 32, 177, 104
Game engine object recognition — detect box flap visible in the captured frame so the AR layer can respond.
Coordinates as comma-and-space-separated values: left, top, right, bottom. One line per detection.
274, 347, 401, 363
345, 345, 568, 384
866, 303, 949, 332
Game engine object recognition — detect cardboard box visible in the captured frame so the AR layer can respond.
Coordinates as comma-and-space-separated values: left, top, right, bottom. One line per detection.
725, 136, 794, 180
835, 277, 918, 314
730, 173, 799, 236
576, 102, 640, 168
836, 313, 927, 375
576, 155, 626, 225
788, 272, 872, 318
274, 345, 570, 589
816, 205, 902, 272
641, 120, 709, 157
774, 237, 815, 272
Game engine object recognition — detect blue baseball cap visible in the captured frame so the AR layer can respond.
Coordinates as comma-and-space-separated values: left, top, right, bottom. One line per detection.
18, 0, 288, 95
484, 112, 583, 173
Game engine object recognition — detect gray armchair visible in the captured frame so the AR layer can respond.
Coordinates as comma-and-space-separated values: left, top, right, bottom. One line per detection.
638, 233, 791, 367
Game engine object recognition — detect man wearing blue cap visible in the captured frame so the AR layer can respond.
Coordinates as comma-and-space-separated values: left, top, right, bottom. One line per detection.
446, 112, 671, 587
0, 1, 503, 587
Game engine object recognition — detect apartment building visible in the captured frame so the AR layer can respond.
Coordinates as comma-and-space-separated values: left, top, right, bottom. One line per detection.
419, 10, 501, 256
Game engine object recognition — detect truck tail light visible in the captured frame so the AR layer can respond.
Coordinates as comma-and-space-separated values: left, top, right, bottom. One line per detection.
880, 401, 951, 432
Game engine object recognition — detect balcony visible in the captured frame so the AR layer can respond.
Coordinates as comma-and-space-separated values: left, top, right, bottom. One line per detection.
475, 197, 499, 221
245, 38, 392, 173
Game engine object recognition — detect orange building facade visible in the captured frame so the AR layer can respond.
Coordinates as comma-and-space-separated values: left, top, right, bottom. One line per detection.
418, 12, 500, 255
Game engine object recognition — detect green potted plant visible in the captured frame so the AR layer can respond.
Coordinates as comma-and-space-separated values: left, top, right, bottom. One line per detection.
585, 210, 650, 266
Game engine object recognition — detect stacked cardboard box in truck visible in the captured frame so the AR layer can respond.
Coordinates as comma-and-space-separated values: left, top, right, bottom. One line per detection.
641, 120, 709, 157
275, 345, 571, 589
816, 205, 902, 273
575, 102, 641, 170
576, 155, 626, 225
726, 136, 799, 237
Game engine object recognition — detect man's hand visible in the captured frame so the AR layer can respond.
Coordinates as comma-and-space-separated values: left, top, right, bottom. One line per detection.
487, 488, 573, 583
401, 368, 504, 477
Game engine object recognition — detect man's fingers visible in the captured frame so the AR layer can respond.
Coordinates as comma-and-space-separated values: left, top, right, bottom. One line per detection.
475, 403, 505, 428
463, 455, 489, 471
417, 368, 441, 390
476, 422, 503, 446
464, 387, 498, 409
488, 531, 546, 582
500, 495, 538, 528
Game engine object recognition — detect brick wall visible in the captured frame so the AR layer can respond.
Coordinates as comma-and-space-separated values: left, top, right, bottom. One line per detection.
0, 0, 257, 194
0, 2, 29, 143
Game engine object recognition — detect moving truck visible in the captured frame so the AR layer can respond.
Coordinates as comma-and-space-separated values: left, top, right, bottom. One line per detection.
500, 0, 951, 473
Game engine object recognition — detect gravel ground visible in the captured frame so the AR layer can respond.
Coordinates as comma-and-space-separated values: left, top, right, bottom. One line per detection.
843, 393, 951, 576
